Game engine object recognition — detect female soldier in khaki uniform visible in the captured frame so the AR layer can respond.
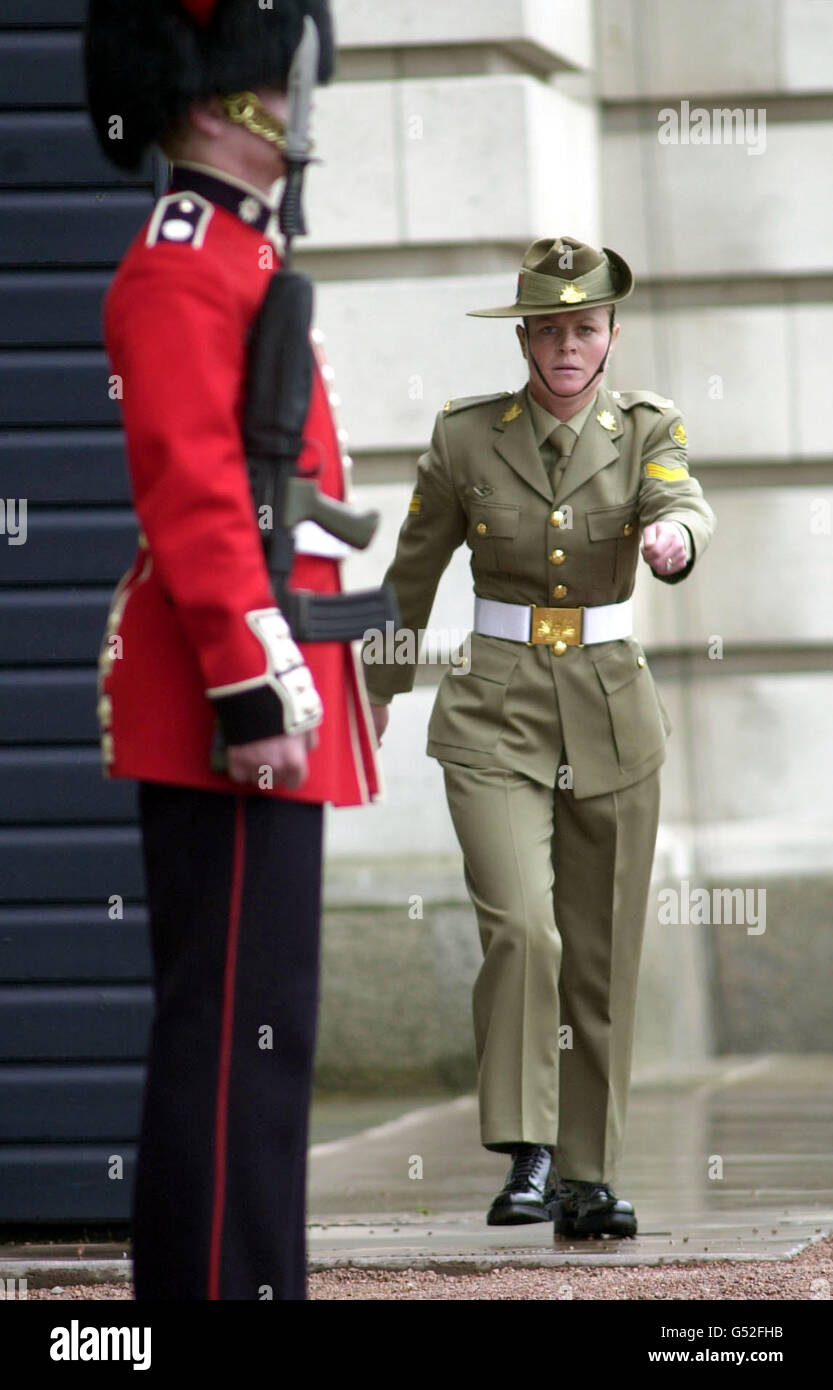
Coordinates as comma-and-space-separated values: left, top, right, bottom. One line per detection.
363, 238, 716, 1238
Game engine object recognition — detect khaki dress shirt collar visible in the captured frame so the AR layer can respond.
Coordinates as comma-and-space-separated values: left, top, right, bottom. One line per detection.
525, 384, 599, 448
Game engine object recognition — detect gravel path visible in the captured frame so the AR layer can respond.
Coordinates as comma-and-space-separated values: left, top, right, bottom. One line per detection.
23, 1232, 833, 1300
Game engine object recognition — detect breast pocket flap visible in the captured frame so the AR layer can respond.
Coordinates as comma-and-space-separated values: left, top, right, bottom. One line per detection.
586, 504, 637, 542
468, 502, 521, 539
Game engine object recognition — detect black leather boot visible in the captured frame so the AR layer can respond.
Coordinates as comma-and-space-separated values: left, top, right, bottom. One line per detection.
486, 1144, 557, 1226
552, 1179, 637, 1238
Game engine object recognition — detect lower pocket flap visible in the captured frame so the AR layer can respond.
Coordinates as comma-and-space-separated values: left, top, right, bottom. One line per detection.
463, 631, 523, 683
594, 645, 643, 694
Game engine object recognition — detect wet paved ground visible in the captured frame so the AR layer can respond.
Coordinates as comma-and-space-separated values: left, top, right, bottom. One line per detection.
307, 1055, 833, 1268
1, 1054, 831, 1285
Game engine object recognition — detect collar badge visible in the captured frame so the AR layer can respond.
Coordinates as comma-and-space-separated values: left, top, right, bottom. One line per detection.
238, 196, 262, 224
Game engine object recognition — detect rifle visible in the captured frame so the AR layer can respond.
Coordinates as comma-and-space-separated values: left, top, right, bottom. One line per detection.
211, 18, 397, 772
243, 268, 397, 643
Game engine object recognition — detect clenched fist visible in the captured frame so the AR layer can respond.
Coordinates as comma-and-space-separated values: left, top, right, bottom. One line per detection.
640, 521, 687, 576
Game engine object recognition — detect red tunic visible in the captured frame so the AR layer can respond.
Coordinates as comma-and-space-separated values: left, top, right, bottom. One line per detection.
96, 165, 380, 806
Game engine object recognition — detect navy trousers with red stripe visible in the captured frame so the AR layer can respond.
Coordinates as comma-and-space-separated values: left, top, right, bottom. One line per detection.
132, 781, 324, 1301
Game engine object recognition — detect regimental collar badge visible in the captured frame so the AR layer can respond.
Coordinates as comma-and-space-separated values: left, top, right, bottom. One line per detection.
238, 196, 262, 224
502, 402, 524, 423
560, 284, 587, 303
596, 409, 617, 431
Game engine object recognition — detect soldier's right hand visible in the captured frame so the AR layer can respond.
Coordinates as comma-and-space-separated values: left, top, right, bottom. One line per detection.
226, 729, 318, 789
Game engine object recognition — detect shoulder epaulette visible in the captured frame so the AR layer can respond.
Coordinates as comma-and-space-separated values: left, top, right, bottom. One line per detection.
441, 391, 514, 418
145, 191, 214, 250
612, 389, 676, 411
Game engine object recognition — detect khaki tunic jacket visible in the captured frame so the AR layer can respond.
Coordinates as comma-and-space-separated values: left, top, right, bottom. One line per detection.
362, 383, 717, 799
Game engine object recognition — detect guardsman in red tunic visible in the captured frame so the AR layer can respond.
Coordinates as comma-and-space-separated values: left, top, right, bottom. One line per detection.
85, 0, 383, 1300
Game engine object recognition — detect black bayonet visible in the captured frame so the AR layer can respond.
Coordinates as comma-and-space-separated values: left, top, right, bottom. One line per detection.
278, 14, 319, 264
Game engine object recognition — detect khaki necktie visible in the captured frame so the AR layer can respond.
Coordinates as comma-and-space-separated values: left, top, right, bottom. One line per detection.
549, 422, 575, 491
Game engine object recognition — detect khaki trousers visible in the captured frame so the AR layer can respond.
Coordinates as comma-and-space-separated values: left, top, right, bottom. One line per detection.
441, 759, 661, 1187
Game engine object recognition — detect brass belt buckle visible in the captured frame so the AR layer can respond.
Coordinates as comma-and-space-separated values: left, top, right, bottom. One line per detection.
528, 604, 584, 648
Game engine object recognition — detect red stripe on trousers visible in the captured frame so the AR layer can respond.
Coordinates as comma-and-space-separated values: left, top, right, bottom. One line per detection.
208, 794, 247, 1299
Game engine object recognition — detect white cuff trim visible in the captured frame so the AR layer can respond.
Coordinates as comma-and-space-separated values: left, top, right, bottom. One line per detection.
206, 607, 323, 734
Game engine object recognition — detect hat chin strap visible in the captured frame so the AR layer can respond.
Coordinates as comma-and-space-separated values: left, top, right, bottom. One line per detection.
222, 92, 291, 152
524, 321, 614, 400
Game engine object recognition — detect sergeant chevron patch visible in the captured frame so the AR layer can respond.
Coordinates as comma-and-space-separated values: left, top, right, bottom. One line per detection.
644, 461, 689, 482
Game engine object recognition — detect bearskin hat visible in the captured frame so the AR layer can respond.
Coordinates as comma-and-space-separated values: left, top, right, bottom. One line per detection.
84, 0, 335, 170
